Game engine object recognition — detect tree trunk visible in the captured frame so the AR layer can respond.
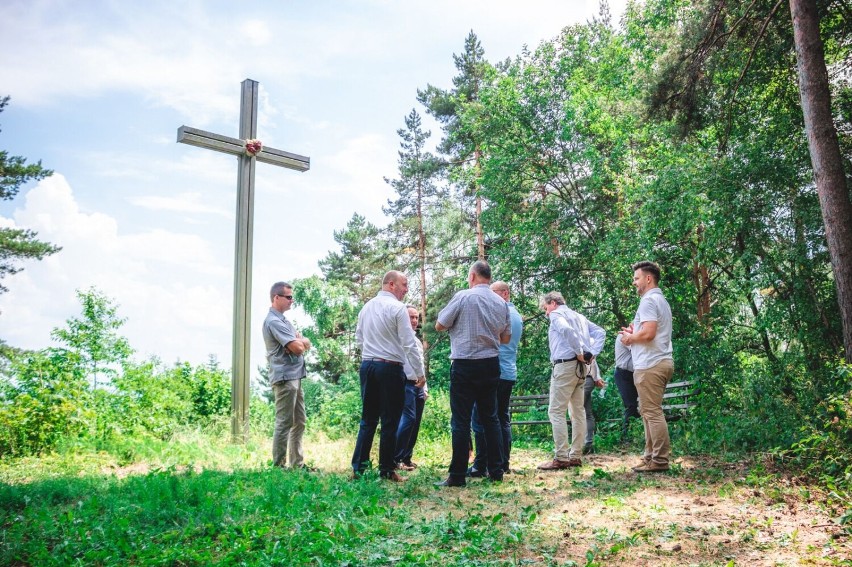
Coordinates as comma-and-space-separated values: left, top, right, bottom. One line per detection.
790, 0, 852, 362
417, 177, 429, 376
474, 147, 485, 260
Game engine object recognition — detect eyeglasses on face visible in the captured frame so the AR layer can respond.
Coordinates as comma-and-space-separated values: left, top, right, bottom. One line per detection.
277, 294, 294, 300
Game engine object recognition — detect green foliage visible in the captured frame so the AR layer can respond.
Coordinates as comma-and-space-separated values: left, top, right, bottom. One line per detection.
1, 289, 232, 455
0, 95, 60, 293
51, 287, 133, 389
0, 348, 90, 456
781, 362, 852, 491
294, 275, 360, 384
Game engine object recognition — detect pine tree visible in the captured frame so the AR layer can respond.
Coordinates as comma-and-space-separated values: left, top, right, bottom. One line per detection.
384, 109, 444, 370
0, 96, 61, 295
417, 31, 491, 259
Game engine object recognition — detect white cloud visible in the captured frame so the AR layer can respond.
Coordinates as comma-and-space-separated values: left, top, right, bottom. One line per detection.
0, 174, 233, 364
130, 192, 232, 217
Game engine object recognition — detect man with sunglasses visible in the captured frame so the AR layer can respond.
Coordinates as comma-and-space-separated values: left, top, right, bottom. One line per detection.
263, 281, 312, 469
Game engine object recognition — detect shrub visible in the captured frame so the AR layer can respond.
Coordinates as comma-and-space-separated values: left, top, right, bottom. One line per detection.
0, 349, 91, 456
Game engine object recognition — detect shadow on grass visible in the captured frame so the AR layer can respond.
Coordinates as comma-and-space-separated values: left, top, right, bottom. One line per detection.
1, 466, 535, 566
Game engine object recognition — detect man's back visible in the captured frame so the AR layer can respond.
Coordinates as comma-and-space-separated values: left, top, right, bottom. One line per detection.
437, 284, 510, 360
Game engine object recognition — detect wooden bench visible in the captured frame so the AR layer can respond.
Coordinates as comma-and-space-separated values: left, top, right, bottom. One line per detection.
509, 379, 697, 426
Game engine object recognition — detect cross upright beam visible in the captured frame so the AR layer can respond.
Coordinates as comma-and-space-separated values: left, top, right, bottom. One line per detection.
176, 79, 310, 442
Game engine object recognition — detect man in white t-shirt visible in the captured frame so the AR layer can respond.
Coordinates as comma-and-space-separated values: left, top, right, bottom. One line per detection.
620, 261, 674, 472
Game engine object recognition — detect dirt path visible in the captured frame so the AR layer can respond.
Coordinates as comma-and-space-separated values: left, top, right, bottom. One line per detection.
423, 452, 850, 565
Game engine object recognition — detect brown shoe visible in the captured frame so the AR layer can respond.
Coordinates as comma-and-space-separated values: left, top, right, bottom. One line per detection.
631, 458, 652, 472
395, 462, 415, 471
537, 458, 581, 470
637, 462, 669, 473
380, 471, 406, 482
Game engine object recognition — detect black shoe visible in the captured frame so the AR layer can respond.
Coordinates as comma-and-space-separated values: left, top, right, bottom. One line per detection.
488, 474, 503, 482
466, 467, 486, 478
435, 477, 466, 487
582, 443, 595, 455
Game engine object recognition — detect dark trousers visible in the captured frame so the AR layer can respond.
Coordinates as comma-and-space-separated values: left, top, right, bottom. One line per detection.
449, 357, 502, 481
583, 374, 596, 445
351, 360, 406, 474
614, 366, 640, 435
394, 381, 426, 464
471, 379, 514, 473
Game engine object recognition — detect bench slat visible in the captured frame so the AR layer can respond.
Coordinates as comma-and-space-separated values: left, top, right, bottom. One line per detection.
662, 390, 696, 399
508, 379, 697, 426
662, 403, 694, 410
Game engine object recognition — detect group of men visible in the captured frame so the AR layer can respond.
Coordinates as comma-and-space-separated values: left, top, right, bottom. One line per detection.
261, 259, 675, 481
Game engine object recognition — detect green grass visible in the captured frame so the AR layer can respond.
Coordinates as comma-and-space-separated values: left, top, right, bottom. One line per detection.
1, 431, 848, 566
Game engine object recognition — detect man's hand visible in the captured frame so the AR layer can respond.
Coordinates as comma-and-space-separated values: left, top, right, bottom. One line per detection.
414, 376, 426, 388
594, 378, 605, 388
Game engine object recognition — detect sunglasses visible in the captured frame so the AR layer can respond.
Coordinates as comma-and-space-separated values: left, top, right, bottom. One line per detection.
277, 294, 294, 300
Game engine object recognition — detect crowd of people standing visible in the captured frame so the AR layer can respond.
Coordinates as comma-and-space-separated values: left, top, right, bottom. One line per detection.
262, 259, 675, 482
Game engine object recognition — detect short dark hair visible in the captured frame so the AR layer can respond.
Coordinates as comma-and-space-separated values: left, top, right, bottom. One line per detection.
470, 260, 491, 281
632, 261, 661, 284
270, 281, 292, 301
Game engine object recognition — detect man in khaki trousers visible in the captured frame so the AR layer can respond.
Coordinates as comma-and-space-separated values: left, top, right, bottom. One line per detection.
537, 291, 604, 470
620, 261, 674, 472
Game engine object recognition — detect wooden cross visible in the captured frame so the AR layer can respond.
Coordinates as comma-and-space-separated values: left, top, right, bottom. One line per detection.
177, 78, 310, 442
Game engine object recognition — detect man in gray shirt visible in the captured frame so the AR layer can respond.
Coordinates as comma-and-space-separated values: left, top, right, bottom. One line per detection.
435, 261, 511, 487
620, 261, 674, 472
262, 281, 312, 469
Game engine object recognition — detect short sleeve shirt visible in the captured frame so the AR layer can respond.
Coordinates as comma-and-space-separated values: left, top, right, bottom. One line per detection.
262, 308, 306, 384
630, 288, 673, 370
498, 303, 523, 381
437, 284, 511, 360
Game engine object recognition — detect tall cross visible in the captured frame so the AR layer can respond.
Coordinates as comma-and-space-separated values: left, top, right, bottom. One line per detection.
177, 78, 310, 442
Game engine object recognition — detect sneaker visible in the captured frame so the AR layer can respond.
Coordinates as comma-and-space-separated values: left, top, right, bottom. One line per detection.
537, 458, 581, 470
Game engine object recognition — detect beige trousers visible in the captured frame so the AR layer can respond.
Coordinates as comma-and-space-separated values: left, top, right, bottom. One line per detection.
272, 378, 306, 468
634, 359, 674, 465
548, 360, 586, 460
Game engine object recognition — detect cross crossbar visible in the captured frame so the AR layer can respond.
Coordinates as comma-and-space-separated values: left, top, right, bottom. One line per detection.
177, 126, 310, 171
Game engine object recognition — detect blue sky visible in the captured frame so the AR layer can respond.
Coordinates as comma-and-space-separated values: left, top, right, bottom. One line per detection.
0, 0, 627, 372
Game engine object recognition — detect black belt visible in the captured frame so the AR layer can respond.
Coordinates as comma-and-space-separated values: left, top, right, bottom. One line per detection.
365, 358, 403, 366
552, 357, 578, 365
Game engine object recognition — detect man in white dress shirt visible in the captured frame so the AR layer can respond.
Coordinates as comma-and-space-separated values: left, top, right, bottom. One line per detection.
351, 271, 426, 482
537, 291, 605, 470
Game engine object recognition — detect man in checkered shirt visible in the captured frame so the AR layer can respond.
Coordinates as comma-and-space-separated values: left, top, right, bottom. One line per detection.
434, 260, 512, 487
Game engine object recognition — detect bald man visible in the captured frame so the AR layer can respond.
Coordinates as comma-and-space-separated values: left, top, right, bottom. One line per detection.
351, 271, 426, 482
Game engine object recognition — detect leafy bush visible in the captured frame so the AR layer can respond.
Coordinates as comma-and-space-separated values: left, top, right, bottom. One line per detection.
781, 362, 852, 491
0, 349, 91, 457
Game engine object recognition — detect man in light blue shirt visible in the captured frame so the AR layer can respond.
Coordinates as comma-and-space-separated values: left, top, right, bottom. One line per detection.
470, 281, 523, 476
